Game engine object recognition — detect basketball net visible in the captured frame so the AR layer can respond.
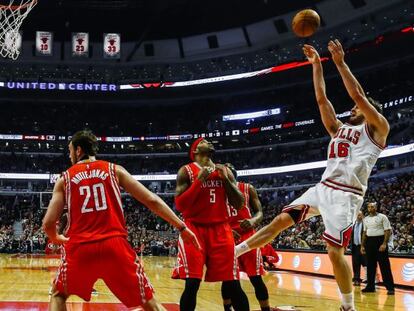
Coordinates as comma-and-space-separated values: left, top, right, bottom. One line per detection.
0, 0, 37, 60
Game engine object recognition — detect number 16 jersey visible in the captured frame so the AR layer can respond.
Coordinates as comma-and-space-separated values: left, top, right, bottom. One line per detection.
62, 160, 127, 243
321, 122, 384, 195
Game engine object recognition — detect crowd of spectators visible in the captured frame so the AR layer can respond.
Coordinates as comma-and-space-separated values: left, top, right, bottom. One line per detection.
0, 106, 412, 176
0, 171, 413, 256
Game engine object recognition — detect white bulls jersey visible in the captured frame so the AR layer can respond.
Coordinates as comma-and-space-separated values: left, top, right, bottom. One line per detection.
321, 122, 384, 196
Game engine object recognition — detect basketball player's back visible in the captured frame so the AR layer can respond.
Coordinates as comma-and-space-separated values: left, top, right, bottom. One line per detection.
63, 159, 127, 243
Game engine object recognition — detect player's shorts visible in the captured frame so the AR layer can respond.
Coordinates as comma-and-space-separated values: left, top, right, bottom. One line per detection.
54, 236, 154, 308
282, 181, 364, 248
172, 221, 239, 282
237, 230, 264, 277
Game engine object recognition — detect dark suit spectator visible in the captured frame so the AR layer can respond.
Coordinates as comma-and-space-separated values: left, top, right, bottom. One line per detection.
351, 212, 366, 286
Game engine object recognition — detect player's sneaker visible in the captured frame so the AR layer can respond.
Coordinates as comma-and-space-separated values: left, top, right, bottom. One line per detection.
339, 306, 356, 311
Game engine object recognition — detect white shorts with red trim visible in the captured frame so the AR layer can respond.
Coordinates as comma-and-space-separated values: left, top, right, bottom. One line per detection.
282, 182, 363, 247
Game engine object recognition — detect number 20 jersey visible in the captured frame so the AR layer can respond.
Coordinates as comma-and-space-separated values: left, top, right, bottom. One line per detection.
62, 160, 127, 243
321, 122, 384, 195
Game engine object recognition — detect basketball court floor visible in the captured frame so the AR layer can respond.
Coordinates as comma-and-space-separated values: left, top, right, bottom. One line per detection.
0, 254, 410, 310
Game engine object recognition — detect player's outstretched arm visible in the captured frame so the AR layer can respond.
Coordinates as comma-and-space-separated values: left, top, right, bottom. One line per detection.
303, 44, 341, 137
216, 164, 244, 209
42, 177, 69, 244
116, 165, 201, 249
329, 39, 389, 137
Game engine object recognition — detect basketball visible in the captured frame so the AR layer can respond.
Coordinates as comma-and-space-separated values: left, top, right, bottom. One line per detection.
292, 9, 320, 38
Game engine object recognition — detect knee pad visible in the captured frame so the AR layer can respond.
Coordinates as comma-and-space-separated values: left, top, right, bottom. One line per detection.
284, 208, 302, 224
249, 276, 269, 301
184, 278, 201, 295
221, 282, 232, 300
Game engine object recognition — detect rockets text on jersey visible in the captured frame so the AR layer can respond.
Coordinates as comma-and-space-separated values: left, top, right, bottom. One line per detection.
181, 162, 229, 224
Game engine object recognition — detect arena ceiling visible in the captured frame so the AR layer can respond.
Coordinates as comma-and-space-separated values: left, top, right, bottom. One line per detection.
23, 0, 323, 41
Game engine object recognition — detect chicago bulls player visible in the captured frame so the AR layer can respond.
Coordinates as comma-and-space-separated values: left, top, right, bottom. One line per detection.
172, 138, 249, 311
236, 40, 389, 311
42, 130, 199, 311
221, 163, 272, 311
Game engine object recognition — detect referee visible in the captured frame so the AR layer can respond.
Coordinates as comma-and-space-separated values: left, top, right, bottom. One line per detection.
361, 202, 395, 294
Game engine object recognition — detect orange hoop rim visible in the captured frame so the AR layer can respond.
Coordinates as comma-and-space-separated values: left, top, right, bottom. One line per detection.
0, 0, 37, 10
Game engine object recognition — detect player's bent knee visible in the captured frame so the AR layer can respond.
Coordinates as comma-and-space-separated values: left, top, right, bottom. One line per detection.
50, 289, 67, 300
283, 206, 305, 224
141, 298, 165, 311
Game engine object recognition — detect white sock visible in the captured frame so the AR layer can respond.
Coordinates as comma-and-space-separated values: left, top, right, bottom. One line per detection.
235, 241, 250, 257
341, 292, 354, 309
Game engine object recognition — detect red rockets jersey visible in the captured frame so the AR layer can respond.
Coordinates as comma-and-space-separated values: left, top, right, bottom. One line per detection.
228, 182, 253, 233
62, 160, 127, 243
181, 162, 229, 224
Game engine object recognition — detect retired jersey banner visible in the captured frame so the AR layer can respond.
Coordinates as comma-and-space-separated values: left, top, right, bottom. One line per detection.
103, 33, 120, 59
72, 32, 89, 57
36, 31, 53, 56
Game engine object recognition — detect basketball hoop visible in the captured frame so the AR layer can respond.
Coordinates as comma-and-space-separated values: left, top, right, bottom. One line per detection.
0, 0, 37, 60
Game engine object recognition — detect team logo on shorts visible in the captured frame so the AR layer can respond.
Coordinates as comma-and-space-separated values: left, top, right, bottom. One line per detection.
402, 263, 414, 282
293, 255, 300, 268
313, 256, 321, 271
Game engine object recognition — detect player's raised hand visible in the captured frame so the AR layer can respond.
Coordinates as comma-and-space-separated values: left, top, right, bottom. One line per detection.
197, 166, 214, 182
239, 218, 255, 230
303, 44, 321, 64
328, 39, 345, 65
215, 164, 229, 180
180, 227, 202, 250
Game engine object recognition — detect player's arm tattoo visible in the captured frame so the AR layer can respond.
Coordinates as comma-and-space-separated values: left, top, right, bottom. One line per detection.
248, 185, 263, 226
175, 166, 190, 197
224, 168, 244, 209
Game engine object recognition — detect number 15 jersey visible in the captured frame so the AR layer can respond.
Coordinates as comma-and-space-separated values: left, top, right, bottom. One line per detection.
62, 160, 127, 243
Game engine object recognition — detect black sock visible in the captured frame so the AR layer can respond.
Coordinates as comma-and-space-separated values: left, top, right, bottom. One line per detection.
224, 304, 232, 311
222, 280, 249, 311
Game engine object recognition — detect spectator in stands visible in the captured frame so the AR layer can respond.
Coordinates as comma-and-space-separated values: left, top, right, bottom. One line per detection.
351, 212, 366, 286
